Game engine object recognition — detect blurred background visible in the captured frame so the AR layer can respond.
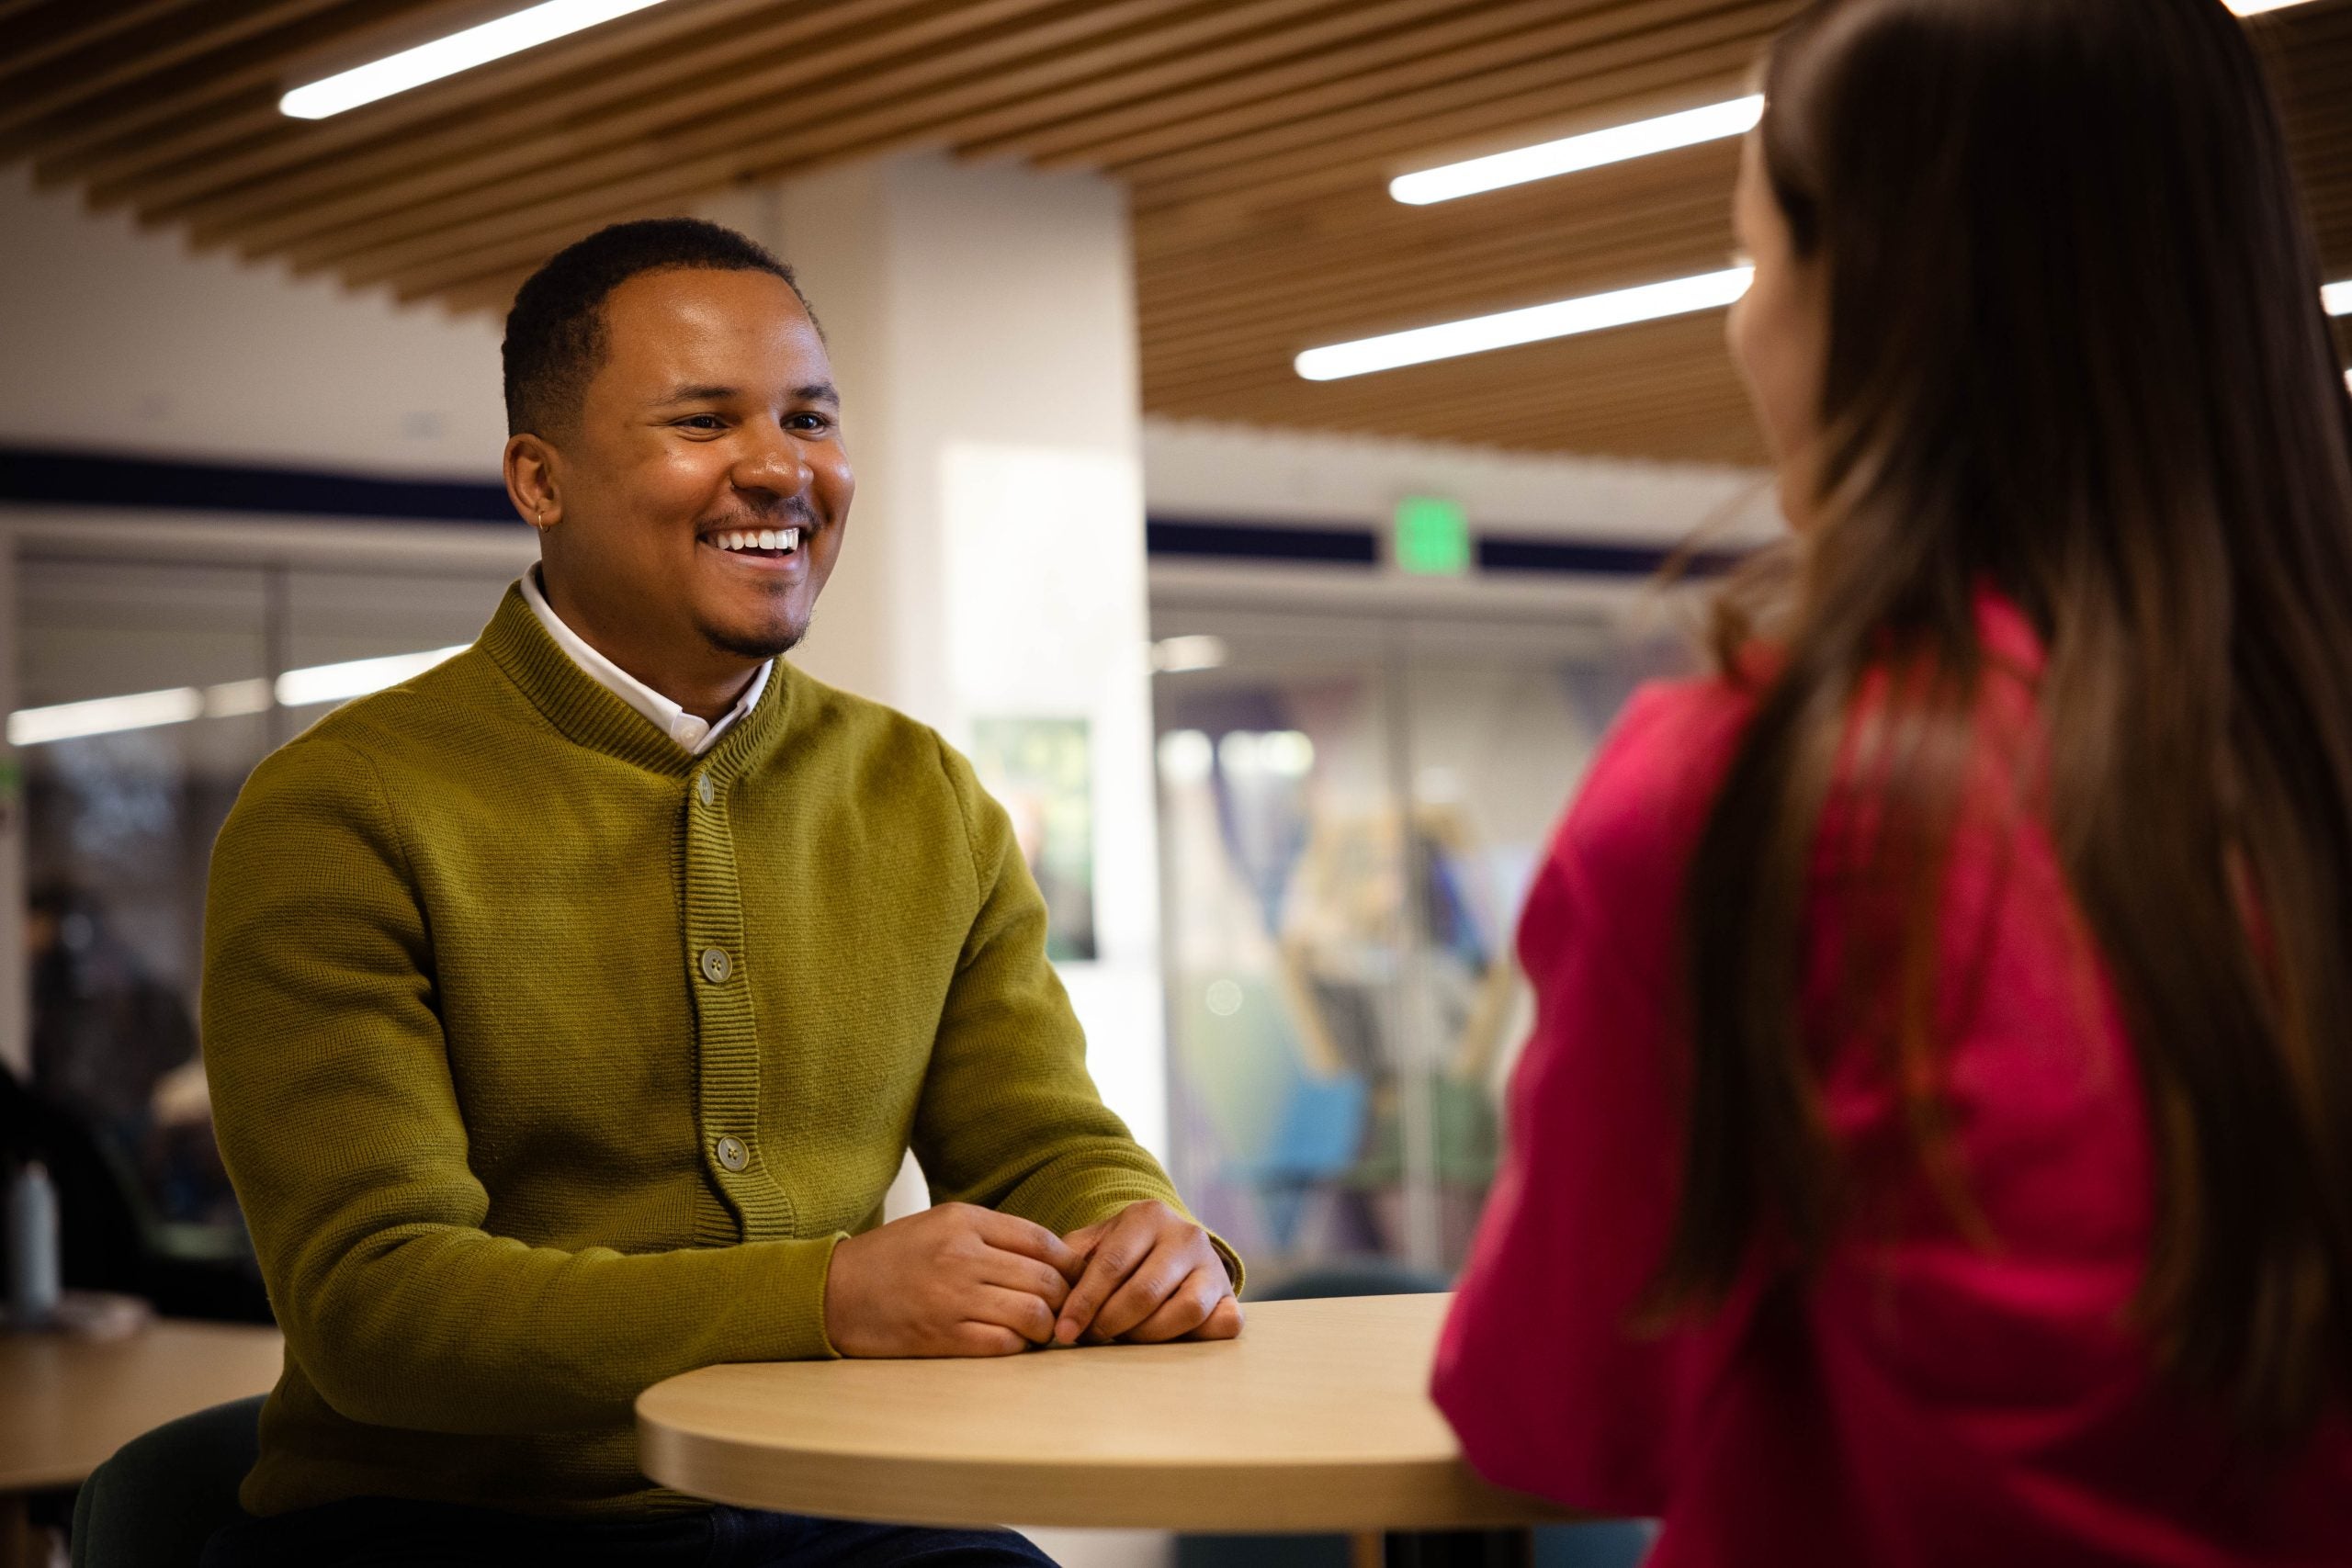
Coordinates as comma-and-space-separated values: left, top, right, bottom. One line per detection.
1, 1, 2347, 1562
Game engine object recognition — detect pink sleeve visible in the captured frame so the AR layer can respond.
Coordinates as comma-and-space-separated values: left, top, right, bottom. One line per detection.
1430, 682, 1744, 1516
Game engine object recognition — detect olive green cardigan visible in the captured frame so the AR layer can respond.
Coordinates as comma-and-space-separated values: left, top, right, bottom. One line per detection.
203, 584, 1224, 1518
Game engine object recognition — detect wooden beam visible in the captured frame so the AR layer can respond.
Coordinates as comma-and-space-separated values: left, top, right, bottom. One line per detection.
178, 0, 1152, 253
1137, 229, 1740, 376
1115, 14, 1787, 203
2, 0, 512, 175
991, 0, 1738, 169
118, 0, 967, 226
1135, 155, 1731, 305
33, 0, 781, 188
1, 0, 204, 79
1123, 31, 1770, 231
253, 0, 1234, 276
0, 0, 351, 139
933, 0, 1470, 158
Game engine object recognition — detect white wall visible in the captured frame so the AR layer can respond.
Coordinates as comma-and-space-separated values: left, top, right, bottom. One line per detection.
718, 156, 1174, 1166
0, 164, 505, 477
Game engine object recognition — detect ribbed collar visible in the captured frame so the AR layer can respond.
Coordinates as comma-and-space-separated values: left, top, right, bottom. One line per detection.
475, 583, 791, 779
519, 566, 769, 757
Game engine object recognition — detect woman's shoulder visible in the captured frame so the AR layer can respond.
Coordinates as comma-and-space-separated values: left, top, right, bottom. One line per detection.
1554, 672, 1758, 890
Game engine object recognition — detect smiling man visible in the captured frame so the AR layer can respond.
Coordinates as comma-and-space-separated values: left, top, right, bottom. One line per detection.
198, 220, 1238, 1568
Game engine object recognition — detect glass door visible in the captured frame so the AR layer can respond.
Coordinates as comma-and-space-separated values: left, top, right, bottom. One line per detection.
1151, 600, 1685, 1286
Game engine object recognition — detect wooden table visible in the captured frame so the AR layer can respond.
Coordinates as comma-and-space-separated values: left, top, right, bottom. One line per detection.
0, 1320, 282, 1568
639, 1292, 1570, 1566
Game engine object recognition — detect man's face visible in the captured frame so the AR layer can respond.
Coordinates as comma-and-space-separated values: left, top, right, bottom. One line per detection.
539, 267, 853, 663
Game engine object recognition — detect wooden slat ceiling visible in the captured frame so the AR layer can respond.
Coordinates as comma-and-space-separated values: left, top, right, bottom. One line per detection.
5, 0, 2348, 463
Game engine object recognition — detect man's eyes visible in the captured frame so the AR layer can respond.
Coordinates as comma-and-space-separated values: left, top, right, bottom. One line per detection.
671, 413, 831, 434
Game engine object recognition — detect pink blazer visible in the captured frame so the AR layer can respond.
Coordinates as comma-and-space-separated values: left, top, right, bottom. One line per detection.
1431, 604, 2352, 1565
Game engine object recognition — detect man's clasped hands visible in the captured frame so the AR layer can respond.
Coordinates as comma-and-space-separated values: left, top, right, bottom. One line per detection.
823, 1199, 1242, 1358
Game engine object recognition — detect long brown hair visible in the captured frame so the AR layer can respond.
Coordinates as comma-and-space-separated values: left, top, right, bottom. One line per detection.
1655, 0, 2352, 1444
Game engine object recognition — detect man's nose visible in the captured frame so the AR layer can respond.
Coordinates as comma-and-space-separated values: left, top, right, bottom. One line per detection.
733, 423, 813, 498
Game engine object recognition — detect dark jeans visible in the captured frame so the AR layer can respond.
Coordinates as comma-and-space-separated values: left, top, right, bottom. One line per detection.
199, 1497, 1058, 1568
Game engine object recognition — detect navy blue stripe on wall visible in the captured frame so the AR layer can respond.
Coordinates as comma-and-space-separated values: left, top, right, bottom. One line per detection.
0, 446, 1743, 578
0, 444, 516, 524
1146, 515, 1379, 566
1477, 535, 1744, 579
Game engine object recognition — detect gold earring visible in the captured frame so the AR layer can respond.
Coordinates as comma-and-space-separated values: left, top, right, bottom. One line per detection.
535, 505, 545, 528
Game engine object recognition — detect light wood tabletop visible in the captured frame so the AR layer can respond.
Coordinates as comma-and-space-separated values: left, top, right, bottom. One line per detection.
638, 1292, 1571, 1535
0, 1318, 282, 1494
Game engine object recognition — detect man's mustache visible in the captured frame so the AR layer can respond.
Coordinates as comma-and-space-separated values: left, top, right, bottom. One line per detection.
709, 495, 820, 530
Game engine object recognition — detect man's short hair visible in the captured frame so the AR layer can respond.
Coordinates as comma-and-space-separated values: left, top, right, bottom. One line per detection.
502, 218, 808, 439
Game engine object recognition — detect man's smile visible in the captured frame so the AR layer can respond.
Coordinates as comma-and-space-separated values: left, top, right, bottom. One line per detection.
700, 524, 809, 570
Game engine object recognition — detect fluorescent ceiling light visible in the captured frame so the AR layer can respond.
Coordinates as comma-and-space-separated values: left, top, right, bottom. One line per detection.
8, 645, 469, 747
1397, 0, 2303, 205
280, 0, 672, 119
205, 679, 275, 718
1393, 96, 1764, 205
1297, 270, 2343, 383
1150, 635, 1229, 674
8, 687, 203, 747
1297, 266, 1754, 381
276, 646, 470, 707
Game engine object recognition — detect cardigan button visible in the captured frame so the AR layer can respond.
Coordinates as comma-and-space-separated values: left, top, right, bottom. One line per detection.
696, 774, 715, 807
714, 1135, 750, 1173
699, 947, 730, 984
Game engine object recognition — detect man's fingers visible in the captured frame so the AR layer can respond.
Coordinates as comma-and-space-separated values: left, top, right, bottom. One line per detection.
1120, 1266, 1228, 1344
950, 1322, 1030, 1358
1055, 1222, 1152, 1345
974, 1208, 1087, 1282
1183, 1294, 1244, 1342
968, 1285, 1058, 1346
978, 1248, 1073, 1314
1086, 1242, 1194, 1343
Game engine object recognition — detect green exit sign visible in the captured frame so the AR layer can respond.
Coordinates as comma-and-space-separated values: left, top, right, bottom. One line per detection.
1393, 495, 1472, 575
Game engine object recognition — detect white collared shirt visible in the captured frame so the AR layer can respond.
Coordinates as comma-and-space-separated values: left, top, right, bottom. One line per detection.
520, 568, 770, 758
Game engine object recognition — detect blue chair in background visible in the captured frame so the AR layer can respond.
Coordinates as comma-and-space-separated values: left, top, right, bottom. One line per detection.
1241, 1073, 1371, 1256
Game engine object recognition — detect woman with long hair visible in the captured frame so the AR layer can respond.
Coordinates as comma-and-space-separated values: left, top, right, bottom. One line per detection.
1431, 0, 2352, 1561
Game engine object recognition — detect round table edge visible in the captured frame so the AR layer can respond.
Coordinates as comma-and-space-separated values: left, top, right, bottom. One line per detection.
634, 1402, 1575, 1533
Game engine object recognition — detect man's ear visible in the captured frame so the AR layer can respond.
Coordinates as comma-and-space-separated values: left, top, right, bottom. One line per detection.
503, 434, 562, 534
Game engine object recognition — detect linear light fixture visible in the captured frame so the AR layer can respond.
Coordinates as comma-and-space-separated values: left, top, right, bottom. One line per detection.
275, 646, 469, 707
7, 646, 469, 748
1394, 2, 2302, 206
1393, 96, 1764, 206
280, 0, 671, 119
1299, 272, 2349, 383
1296, 266, 1754, 381
8, 687, 206, 747
1150, 635, 1229, 675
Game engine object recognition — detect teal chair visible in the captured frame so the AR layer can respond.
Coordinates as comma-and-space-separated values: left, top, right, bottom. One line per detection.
70, 1395, 262, 1568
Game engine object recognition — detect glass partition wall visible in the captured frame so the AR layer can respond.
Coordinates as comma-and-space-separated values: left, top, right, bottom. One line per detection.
16, 529, 1691, 1311
17, 545, 522, 1271
1151, 598, 1690, 1287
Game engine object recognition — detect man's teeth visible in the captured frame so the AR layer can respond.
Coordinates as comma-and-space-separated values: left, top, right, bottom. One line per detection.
712, 527, 801, 554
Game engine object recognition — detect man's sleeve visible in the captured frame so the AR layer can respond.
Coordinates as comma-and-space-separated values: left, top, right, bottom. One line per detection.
910, 738, 1242, 1289
204, 737, 842, 1438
